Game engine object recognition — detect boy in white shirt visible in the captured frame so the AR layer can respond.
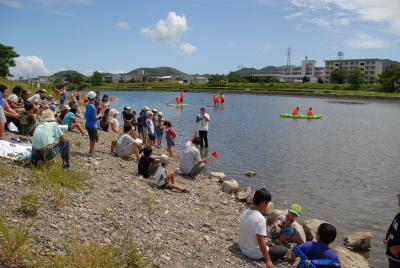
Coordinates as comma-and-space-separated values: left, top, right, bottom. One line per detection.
239, 188, 274, 268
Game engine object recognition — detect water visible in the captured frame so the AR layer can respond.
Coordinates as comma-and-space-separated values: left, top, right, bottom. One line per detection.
102, 90, 400, 266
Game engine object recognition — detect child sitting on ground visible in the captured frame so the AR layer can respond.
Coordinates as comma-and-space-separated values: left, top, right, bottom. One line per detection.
138, 147, 159, 179
270, 203, 302, 243
151, 154, 188, 193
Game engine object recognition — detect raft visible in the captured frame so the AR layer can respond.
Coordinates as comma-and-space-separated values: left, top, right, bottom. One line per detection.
206, 105, 232, 108
280, 113, 322, 119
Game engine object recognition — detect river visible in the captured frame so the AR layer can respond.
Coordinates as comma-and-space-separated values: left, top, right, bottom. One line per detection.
99, 90, 400, 266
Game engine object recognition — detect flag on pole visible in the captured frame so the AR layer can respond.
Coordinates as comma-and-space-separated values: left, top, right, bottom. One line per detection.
211, 151, 219, 160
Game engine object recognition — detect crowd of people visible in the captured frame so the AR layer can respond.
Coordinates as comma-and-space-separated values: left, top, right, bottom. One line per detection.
0, 85, 399, 267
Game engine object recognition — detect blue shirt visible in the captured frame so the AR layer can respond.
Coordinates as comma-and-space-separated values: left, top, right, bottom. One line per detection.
0, 92, 3, 106
63, 112, 75, 128
84, 103, 98, 128
298, 241, 340, 266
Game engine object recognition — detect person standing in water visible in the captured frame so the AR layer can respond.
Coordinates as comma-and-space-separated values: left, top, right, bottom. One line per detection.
196, 106, 210, 148
385, 193, 400, 268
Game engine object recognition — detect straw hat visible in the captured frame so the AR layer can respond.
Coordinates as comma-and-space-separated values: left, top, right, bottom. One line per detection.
38, 109, 56, 122
143, 106, 151, 111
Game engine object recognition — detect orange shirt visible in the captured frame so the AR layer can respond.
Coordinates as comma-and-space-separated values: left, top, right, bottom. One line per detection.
307, 110, 313, 116
292, 108, 300, 115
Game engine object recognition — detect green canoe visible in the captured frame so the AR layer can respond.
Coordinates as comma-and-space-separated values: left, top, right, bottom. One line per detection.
280, 113, 322, 119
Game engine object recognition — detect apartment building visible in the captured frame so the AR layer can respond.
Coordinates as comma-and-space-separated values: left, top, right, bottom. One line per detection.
324, 59, 384, 83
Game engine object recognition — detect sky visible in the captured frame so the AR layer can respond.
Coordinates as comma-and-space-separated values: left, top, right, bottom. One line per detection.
1, 0, 400, 77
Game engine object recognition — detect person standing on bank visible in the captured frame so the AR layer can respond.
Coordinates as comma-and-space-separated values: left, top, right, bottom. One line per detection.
385, 193, 400, 268
196, 106, 210, 148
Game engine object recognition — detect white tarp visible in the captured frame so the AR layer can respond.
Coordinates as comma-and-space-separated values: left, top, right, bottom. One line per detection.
0, 140, 32, 160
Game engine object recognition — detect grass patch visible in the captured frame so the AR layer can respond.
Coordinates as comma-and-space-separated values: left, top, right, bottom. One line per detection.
18, 193, 41, 217
31, 158, 89, 190
0, 212, 33, 266
52, 185, 68, 209
52, 239, 152, 268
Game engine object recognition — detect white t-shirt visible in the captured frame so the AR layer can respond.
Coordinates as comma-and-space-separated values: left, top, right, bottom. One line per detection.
28, 93, 41, 103
196, 113, 210, 131
7, 93, 18, 103
179, 142, 201, 174
147, 119, 154, 134
239, 209, 267, 260
152, 165, 167, 187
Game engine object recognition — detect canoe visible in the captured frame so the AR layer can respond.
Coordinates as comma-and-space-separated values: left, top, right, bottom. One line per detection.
167, 103, 191, 107
280, 113, 322, 119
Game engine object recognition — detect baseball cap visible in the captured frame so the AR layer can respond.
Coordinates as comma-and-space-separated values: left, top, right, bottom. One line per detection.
87, 91, 96, 99
288, 203, 302, 217
62, 104, 71, 110
110, 108, 119, 116
160, 154, 169, 164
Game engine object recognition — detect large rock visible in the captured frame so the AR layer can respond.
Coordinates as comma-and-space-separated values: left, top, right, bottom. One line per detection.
246, 192, 254, 205
344, 231, 373, 250
336, 246, 370, 268
237, 186, 252, 201
265, 202, 275, 215
290, 221, 307, 244
210, 172, 225, 183
222, 179, 239, 194
245, 171, 256, 177
303, 219, 327, 241
266, 209, 286, 225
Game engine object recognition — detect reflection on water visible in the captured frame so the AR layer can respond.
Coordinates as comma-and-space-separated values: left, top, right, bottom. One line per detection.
103, 90, 400, 267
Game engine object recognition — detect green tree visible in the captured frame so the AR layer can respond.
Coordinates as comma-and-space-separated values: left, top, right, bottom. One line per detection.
330, 68, 347, 84
379, 64, 400, 92
347, 68, 363, 90
0, 43, 19, 77
208, 74, 226, 86
227, 72, 247, 83
91, 71, 103, 86
64, 72, 84, 86
302, 76, 310, 83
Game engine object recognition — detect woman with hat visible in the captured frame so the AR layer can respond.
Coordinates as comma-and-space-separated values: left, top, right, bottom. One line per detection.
31, 109, 70, 170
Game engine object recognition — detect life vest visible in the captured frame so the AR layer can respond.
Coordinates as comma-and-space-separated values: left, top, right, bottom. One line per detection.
176, 96, 180, 104
293, 246, 341, 268
307, 111, 313, 116
292, 108, 300, 115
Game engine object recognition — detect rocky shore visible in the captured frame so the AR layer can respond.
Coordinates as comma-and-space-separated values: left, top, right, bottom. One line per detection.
0, 129, 372, 267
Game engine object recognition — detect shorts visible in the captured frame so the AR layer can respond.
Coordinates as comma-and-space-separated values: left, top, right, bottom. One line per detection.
167, 136, 175, 147
0, 106, 6, 123
156, 127, 163, 139
148, 133, 155, 141
85, 126, 98, 142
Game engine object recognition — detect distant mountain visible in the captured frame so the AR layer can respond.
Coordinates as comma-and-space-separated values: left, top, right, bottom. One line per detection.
127, 67, 186, 76
234, 66, 281, 76
383, 59, 400, 68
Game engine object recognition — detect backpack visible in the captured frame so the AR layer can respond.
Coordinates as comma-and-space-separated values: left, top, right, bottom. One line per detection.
293, 246, 341, 268
169, 128, 176, 139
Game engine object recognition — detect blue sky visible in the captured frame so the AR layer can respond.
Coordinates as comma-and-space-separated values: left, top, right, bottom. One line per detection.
1, 0, 399, 77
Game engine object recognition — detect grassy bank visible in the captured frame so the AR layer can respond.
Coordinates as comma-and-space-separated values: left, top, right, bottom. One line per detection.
3, 79, 400, 99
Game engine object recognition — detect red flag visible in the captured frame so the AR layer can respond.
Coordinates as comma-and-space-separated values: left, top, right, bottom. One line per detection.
211, 151, 219, 160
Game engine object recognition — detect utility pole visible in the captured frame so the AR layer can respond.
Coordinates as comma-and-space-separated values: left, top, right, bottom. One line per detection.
286, 47, 292, 78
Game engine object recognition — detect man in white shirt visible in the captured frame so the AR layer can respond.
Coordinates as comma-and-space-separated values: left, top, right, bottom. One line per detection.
179, 137, 208, 179
28, 89, 46, 105
196, 106, 210, 148
239, 188, 274, 268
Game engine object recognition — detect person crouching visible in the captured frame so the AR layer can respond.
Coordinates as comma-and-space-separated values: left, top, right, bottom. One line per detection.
31, 109, 70, 170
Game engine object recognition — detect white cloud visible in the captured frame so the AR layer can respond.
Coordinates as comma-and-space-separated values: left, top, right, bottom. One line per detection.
289, 0, 400, 34
141, 11, 189, 44
0, 0, 23, 8
34, 0, 95, 5
335, 18, 350, 25
116, 21, 130, 30
308, 17, 331, 27
10, 56, 50, 78
179, 42, 197, 54
285, 12, 303, 20
346, 33, 387, 49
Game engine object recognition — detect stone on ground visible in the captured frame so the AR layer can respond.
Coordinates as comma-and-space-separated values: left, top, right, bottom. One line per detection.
266, 209, 286, 225
245, 171, 256, 177
344, 231, 373, 250
222, 179, 239, 194
290, 221, 306, 244
210, 172, 226, 183
237, 186, 252, 201
335, 246, 370, 268
303, 219, 327, 241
